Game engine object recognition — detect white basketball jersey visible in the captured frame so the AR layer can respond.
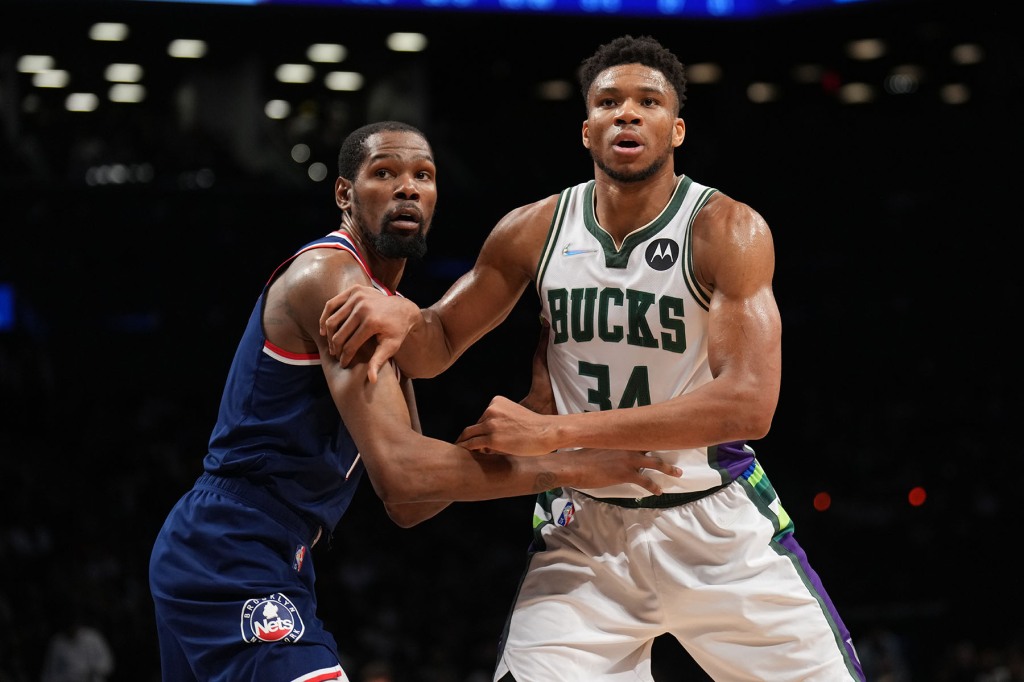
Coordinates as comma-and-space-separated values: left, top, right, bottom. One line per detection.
536, 175, 730, 498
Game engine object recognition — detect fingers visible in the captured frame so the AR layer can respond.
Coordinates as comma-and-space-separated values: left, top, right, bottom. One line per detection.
635, 477, 664, 496
455, 423, 482, 447
318, 301, 336, 337
319, 289, 357, 338
455, 436, 485, 452
320, 288, 367, 357
366, 344, 393, 384
325, 308, 358, 358
644, 458, 682, 479
336, 321, 365, 366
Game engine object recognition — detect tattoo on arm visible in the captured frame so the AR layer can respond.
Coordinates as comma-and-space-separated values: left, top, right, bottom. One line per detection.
536, 471, 557, 491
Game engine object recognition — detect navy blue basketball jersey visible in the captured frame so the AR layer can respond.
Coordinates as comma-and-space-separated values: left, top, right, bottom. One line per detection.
204, 229, 393, 533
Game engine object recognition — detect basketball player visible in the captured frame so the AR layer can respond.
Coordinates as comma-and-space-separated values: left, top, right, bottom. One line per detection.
319, 37, 866, 681
147, 121, 680, 682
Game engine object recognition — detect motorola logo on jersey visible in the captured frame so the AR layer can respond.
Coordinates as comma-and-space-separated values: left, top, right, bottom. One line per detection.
240, 593, 305, 643
644, 239, 679, 271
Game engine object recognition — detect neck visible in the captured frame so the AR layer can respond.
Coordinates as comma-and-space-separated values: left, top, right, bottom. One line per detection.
591, 166, 680, 245
338, 220, 406, 293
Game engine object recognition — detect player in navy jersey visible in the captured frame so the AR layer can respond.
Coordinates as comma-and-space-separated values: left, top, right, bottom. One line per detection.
319, 38, 864, 682
148, 120, 680, 682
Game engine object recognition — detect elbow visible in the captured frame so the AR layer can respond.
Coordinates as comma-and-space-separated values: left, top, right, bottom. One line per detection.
747, 412, 774, 440
398, 351, 455, 380
384, 504, 425, 529
372, 469, 422, 505
732, 385, 777, 440
359, 437, 430, 505
747, 394, 778, 440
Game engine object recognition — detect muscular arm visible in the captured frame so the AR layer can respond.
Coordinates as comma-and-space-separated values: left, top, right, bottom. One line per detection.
379, 373, 453, 527
319, 198, 555, 380
457, 194, 783, 455
279, 248, 680, 527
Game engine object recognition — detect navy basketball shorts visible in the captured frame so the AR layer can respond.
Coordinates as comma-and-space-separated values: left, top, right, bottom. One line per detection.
149, 478, 347, 682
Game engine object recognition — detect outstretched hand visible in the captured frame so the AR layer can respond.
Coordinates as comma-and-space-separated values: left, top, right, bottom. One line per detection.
564, 448, 682, 496
318, 285, 420, 383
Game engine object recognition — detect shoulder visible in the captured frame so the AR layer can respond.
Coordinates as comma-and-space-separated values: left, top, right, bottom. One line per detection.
269, 246, 370, 332
479, 193, 561, 266
692, 191, 774, 289
696, 191, 770, 241
493, 194, 561, 237
283, 245, 370, 296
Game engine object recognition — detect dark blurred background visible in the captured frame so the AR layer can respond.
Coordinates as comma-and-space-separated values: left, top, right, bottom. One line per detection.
2, 0, 1022, 679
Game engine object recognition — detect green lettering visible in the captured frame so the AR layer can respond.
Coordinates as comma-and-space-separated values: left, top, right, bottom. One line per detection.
570, 287, 598, 342
659, 296, 686, 354
626, 290, 658, 348
598, 288, 624, 342
548, 289, 569, 344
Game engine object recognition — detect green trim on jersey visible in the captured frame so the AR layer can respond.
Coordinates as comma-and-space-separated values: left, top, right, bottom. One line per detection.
682, 185, 718, 312
536, 187, 574, 295
582, 176, 691, 269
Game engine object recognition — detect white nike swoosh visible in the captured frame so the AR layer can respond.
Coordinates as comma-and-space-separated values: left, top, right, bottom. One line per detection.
562, 246, 598, 256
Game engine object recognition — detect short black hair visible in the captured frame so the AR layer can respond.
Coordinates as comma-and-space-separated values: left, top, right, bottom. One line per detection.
337, 120, 427, 180
579, 34, 688, 114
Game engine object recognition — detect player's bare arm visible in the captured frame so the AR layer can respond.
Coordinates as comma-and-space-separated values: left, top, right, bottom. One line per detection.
518, 319, 556, 416
290, 248, 681, 512
456, 192, 782, 456
319, 196, 557, 381
263, 248, 449, 526
322, 343, 681, 507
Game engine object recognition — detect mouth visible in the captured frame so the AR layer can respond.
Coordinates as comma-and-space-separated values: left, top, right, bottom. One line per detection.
387, 205, 423, 231
612, 132, 644, 155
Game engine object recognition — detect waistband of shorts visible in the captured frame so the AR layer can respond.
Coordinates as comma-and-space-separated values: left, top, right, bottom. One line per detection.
195, 472, 323, 547
581, 480, 732, 508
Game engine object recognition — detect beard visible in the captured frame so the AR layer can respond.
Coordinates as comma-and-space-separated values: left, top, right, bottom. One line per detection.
348, 199, 431, 260
364, 221, 429, 260
592, 151, 667, 183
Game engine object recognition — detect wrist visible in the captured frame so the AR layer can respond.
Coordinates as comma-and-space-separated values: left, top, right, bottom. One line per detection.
545, 414, 571, 452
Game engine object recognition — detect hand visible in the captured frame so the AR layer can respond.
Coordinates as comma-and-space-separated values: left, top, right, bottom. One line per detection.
318, 285, 420, 383
457, 395, 556, 456
560, 448, 682, 496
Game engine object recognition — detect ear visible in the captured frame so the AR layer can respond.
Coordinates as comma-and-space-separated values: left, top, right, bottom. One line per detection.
582, 120, 591, 150
335, 177, 352, 210
673, 118, 686, 148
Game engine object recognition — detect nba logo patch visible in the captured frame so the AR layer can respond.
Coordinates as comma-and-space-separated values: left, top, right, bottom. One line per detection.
551, 498, 575, 527
240, 593, 305, 643
293, 545, 306, 573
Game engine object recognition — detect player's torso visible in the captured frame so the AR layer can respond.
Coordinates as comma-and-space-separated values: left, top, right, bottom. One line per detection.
535, 176, 742, 497
205, 231, 375, 529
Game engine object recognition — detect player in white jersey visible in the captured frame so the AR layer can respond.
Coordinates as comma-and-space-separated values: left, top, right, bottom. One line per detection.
320, 35, 864, 682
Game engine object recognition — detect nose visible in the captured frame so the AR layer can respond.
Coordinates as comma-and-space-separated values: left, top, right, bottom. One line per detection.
393, 173, 420, 200
615, 98, 642, 126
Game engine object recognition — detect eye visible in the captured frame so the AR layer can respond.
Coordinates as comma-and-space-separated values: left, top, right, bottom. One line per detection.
599, 97, 617, 108
416, 171, 433, 181
374, 168, 394, 179
642, 97, 657, 107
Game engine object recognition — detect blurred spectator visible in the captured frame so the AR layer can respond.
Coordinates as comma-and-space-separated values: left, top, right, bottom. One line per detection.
39, 601, 114, 682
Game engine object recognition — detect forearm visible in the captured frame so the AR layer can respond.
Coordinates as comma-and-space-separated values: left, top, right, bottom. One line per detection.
366, 436, 562, 504
543, 381, 776, 452
393, 307, 458, 379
